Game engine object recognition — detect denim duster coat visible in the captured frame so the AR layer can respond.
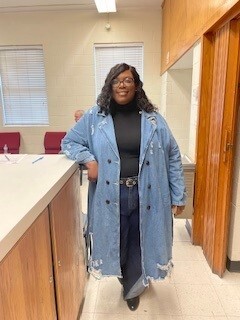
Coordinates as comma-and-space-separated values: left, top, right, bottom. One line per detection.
61, 106, 186, 285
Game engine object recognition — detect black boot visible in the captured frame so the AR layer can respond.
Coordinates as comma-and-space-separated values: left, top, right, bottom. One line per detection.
126, 296, 140, 311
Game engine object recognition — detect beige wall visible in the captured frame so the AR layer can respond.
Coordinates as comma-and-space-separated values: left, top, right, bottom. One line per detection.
0, 9, 161, 153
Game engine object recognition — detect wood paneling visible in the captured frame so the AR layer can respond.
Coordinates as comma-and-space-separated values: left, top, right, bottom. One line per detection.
193, 20, 240, 276
50, 170, 86, 320
192, 33, 214, 246
213, 19, 240, 274
169, 0, 187, 62
161, 0, 170, 68
161, 0, 240, 73
203, 24, 230, 269
185, 0, 210, 39
0, 209, 56, 320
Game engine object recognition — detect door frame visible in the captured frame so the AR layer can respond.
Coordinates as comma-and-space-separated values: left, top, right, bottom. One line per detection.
192, 19, 240, 276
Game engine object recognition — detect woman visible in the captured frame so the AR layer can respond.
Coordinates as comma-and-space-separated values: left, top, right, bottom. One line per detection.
61, 63, 186, 311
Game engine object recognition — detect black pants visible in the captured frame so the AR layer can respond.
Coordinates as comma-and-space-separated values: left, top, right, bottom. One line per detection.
120, 184, 144, 299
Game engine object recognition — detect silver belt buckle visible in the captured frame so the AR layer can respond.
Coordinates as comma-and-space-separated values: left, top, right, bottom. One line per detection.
126, 178, 135, 187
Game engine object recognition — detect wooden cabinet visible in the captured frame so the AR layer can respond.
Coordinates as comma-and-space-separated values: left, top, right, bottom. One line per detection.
161, 0, 239, 73
170, 0, 187, 62
0, 169, 86, 320
49, 170, 86, 320
161, 0, 171, 68
0, 208, 57, 320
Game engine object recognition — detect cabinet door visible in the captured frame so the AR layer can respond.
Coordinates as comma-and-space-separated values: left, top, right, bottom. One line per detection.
0, 208, 56, 320
161, 0, 171, 70
49, 170, 86, 320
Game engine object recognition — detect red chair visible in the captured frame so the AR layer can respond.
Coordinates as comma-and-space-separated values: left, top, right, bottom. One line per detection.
0, 132, 21, 154
44, 131, 66, 154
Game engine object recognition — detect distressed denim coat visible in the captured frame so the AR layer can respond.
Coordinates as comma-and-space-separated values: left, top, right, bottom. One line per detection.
61, 106, 186, 285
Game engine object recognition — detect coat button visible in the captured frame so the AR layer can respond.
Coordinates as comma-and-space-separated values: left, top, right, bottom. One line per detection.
106, 200, 110, 204
146, 161, 150, 165
106, 180, 110, 185
108, 159, 112, 163
147, 205, 151, 210
148, 184, 151, 189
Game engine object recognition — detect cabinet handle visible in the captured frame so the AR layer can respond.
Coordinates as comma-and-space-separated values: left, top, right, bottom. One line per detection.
58, 260, 61, 267
49, 276, 53, 283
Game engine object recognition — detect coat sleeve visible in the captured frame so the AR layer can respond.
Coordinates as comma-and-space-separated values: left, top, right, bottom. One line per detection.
168, 133, 187, 206
157, 113, 187, 206
61, 111, 96, 164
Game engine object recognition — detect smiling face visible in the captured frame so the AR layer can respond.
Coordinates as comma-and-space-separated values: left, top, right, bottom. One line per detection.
111, 70, 136, 105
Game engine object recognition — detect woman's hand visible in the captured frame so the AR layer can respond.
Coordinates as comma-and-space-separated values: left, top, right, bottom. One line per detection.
85, 161, 98, 182
171, 205, 185, 216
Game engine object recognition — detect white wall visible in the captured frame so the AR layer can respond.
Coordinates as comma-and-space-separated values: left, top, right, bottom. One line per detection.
228, 111, 240, 261
160, 69, 192, 155
160, 41, 201, 160
188, 41, 201, 161
0, 9, 162, 153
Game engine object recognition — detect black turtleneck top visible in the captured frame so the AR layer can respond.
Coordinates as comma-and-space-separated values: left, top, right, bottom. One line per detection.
110, 99, 141, 178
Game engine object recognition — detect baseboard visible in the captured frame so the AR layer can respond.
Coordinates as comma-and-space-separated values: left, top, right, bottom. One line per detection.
226, 256, 240, 272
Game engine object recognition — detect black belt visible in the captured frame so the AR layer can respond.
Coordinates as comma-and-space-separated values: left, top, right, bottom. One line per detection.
120, 176, 138, 187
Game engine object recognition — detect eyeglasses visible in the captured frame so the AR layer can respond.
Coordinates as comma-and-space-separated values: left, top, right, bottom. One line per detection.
111, 77, 134, 87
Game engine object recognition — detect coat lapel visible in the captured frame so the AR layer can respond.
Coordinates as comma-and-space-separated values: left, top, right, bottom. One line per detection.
97, 112, 119, 158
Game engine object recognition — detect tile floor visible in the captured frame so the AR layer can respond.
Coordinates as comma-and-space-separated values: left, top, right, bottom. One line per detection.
80, 174, 240, 320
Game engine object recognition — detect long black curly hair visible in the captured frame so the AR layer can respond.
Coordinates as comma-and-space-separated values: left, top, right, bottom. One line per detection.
97, 63, 157, 114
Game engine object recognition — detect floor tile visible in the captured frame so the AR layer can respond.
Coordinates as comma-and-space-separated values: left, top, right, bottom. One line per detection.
138, 315, 183, 319
173, 219, 191, 242
182, 317, 228, 320
81, 276, 99, 313
80, 312, 94, 320
94, 277, 132, 315
172, 241, 205, 262
93, 314, 137, 320
175, 284, 225, 316
137, 282, 182, 316
213, 284, 240, 316
172, 260, 211, 284
207, 268, 240, 286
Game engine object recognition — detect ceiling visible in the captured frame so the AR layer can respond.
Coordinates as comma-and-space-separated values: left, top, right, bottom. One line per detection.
0, 0, 164, 13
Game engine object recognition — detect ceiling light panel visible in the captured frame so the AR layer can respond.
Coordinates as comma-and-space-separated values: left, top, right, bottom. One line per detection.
94, 0, 116, 13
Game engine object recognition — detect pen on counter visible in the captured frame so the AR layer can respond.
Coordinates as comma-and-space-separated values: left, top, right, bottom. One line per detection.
32, 156, 44, 164
4, 154, 10, 161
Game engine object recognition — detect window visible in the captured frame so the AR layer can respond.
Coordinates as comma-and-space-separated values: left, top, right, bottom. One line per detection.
94, 43, 143, 98
0, 45, 49, 126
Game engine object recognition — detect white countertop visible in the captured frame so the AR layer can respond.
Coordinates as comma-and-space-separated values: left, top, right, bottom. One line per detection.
0, 154, 78, 262
182, 154, 195, 171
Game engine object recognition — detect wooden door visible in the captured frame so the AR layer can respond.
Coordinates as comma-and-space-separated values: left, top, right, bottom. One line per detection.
0, 209, 56, 319
193, 20, 240, 276
49, 170, 86, 320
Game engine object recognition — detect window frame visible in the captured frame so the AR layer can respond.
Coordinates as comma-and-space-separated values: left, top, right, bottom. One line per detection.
94, 43, 144, 99
0, 45, 49, 127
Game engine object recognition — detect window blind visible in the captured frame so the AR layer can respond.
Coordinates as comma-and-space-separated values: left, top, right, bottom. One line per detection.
0, 46, 49, 126
94, 43, 143, 98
